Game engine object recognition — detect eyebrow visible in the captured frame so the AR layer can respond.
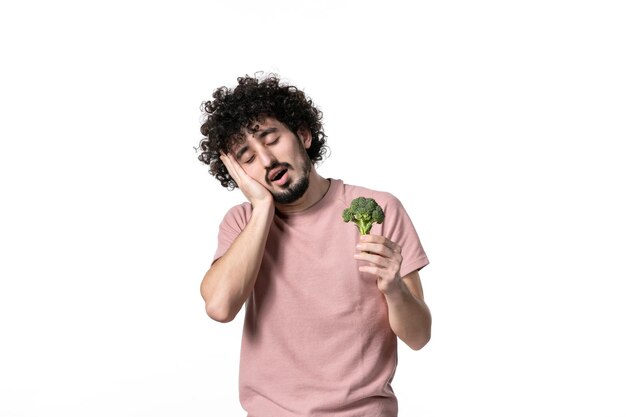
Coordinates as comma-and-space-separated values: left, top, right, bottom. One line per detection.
234, 127, 279, 161
234, 144, 249, 161
255, 127, 278, 139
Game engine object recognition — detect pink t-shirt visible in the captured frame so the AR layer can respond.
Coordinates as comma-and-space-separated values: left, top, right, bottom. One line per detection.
214, 179, 429, 417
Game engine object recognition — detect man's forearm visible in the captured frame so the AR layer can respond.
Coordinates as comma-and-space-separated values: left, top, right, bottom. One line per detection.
385, 280, 432, 350
201, 202, 274, 322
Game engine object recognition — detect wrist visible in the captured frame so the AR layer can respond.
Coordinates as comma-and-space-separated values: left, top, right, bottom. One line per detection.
381, 277, 405, 299
251, 199, 275, 217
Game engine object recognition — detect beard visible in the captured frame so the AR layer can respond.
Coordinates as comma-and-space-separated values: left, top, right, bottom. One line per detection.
269, 142, 312, 205
272, 172, 310, 204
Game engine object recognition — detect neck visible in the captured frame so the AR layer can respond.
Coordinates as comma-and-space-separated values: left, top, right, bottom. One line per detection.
275, 169, 330, 214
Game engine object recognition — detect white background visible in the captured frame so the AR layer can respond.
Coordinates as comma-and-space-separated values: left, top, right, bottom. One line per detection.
1, 1, 625, 416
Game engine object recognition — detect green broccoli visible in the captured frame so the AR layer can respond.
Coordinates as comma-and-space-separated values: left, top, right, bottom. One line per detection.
342, 197, 385, 235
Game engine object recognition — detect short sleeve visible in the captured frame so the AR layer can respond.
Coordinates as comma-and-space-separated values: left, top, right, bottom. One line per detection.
379, 195, 429, 277
212, 203, 252, 264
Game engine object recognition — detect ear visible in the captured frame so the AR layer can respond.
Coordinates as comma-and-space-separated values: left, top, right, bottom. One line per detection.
297, 127, 313, 149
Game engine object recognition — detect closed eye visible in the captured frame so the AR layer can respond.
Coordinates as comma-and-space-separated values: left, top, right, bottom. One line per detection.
243, 155, 255, 164
267, 136, 280, 145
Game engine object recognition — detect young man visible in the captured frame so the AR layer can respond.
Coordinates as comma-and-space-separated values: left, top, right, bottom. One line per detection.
198, 74, 431, 416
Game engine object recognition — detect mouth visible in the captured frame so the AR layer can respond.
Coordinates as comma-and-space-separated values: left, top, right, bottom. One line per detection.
270, 168, 288, 182
268, 165, 289, 182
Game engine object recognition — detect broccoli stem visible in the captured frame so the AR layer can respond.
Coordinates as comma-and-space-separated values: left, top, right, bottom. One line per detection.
357, 219, 372, 235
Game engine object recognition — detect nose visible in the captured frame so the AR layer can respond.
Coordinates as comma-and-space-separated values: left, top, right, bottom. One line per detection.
256, 147, 276, 168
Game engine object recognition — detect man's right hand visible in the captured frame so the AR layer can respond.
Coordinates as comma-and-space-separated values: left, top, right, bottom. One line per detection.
203, 153, 275, 323
220, 152, 274, 208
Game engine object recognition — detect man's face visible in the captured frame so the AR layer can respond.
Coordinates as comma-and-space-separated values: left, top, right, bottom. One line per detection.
230, 118, 312, 204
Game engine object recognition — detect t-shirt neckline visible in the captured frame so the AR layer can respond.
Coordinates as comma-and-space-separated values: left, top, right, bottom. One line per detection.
275, 178, 342, 221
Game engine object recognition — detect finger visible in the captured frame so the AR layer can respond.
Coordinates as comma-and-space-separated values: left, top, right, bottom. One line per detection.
360, 234, 401, 253
358, 265, 382, 276
358, 265, 395, 281
354, 251, 391, 267
359, 234, 385, 244
219, 152, 232, 174
355, 252, 401, 274
220, 153, 242, 185
355, 242, 395, 258
219, 152, 236, 174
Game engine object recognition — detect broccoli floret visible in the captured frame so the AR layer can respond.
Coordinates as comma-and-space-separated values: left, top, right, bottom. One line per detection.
342, 197, 385, 235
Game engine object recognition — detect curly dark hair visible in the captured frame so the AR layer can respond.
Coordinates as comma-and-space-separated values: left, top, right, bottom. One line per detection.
197, 73, 329, 189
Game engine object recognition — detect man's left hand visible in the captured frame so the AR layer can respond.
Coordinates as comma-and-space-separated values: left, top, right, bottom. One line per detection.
354, 234, 403, 296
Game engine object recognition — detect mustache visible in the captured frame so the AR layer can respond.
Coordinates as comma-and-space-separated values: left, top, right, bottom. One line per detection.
265, 162, 293, 183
